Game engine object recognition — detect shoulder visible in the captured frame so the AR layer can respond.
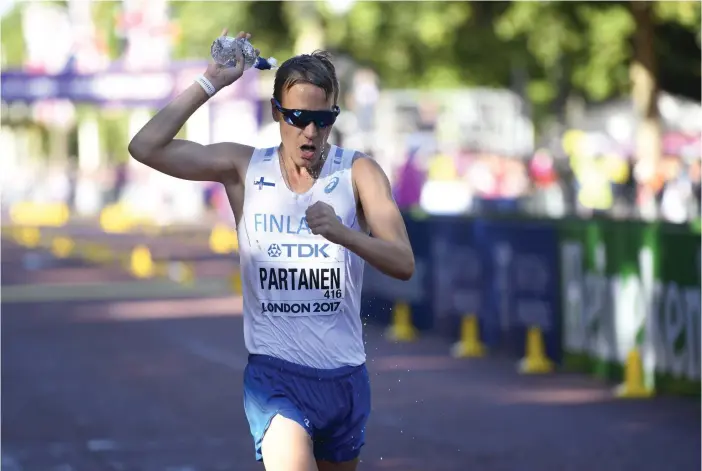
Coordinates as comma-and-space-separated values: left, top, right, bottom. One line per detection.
231, 142, 258, 162
349, 151, 393, 204
206, 141, 256, 166
351, 151, 389, 182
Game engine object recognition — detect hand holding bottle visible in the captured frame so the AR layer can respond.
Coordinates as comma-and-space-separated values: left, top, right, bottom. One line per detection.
204, 29, 259, 93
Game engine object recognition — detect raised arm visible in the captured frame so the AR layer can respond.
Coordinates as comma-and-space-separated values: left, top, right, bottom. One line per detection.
128, 29, 255, 184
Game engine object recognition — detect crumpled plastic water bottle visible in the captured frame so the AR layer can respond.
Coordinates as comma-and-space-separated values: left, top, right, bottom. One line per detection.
210, 36, 278, 71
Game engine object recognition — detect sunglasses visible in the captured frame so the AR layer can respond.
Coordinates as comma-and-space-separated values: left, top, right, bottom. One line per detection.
273, 98, 340, 129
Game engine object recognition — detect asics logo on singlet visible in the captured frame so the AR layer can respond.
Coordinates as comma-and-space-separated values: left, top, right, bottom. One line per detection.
267, 243, 330, 258
324, 177, 340, 194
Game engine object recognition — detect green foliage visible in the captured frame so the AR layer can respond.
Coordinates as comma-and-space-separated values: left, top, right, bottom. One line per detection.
495, 2, 635, 102
321, 1, 515, 89
2, 0, 699, 112
1, 3, 26, 68
100, 110, 129, 163
655, 0, 701, 31
92, 1, 122, 60
170, 1, 294, 62
494, 1, 700, 104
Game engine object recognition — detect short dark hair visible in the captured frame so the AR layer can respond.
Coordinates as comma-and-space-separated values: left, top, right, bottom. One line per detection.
273, 50, 339, 106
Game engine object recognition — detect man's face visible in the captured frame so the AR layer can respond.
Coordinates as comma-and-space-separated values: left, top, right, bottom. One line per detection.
272, 83, 335, 169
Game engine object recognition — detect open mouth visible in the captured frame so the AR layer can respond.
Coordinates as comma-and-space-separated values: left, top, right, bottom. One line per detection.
300, 145, 316, 159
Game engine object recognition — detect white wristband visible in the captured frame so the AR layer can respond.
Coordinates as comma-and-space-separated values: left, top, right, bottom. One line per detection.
195, 75, 216, 97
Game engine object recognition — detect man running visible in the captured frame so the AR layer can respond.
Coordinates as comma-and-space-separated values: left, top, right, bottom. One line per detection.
128, 30, 415, 471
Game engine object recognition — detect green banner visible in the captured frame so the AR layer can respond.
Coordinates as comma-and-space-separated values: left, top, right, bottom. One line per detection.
560, 220, 700, 395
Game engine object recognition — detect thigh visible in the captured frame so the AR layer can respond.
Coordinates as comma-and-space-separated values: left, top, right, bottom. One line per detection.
262, 414, 316, 471
243, 362, 311, 463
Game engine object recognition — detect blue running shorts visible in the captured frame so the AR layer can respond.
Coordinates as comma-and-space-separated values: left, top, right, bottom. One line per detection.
243, 354, 371, 462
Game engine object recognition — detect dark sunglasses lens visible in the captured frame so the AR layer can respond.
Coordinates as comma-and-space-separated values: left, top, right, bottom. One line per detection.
317, 113, 336, 128
284, 110, 336, 128
285, 114, 309, 128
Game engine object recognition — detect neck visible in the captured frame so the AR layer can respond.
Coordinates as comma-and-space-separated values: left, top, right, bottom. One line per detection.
280, 144, 328, 179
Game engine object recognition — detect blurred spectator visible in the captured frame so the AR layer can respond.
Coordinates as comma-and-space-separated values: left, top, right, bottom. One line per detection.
393, 147, 425, 210
528, 149, 566, 217
659, 156, 696, 223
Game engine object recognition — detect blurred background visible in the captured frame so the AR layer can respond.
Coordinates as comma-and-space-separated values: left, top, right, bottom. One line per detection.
1, 0, 700, 224
1, 2, 701, 471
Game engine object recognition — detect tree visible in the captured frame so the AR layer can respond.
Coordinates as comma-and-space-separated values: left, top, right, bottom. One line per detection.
3, 1, 699, 131
169, 1, 295, 62
318, 1, 515, 89
629, 1, 701, 169
494, 0, 700, 163
1, 3, 26, 68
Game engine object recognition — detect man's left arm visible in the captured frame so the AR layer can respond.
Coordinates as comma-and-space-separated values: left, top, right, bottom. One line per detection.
307, 156, 415, 281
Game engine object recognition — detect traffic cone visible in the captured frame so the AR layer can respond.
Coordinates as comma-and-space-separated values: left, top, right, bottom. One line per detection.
210, 223, 235, 254
615, 348, 654, 398
451, 314, 486, 358
51, 237, 74, 259
230, 270, 242, 294
518, 326, 554, 374
17, 227, 41, 248
385, 301, 417, 342
129, 245, 153, 279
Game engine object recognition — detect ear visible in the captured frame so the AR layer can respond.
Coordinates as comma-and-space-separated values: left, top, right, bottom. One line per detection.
270, 98, 280, 123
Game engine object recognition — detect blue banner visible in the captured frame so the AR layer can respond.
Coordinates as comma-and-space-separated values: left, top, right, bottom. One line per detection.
0, 61, 258, 107
362, 215, 433, 331
362, 215, 562, 362
475, 219, 561, 360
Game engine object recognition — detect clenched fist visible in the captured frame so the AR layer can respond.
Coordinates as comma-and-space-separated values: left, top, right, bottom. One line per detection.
305, 201, 347, 244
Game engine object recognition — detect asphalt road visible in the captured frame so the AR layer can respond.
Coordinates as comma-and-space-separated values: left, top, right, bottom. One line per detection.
2, 236, 700, 471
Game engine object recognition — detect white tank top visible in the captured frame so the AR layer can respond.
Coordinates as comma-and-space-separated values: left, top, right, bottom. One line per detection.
237, 145, 366, 369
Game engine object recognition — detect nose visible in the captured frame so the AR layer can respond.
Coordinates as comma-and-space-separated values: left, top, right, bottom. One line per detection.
302, 121, 319, 139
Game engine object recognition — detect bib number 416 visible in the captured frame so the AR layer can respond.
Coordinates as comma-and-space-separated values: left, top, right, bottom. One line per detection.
324, 289, 342, 299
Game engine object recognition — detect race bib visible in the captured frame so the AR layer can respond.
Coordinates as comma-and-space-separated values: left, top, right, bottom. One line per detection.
254, 240, 346, 316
